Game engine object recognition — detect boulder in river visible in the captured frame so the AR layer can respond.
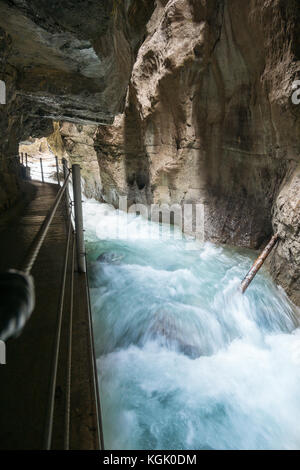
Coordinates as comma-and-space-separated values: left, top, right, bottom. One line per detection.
96, 252, 124, 264
147, 309, 202, 359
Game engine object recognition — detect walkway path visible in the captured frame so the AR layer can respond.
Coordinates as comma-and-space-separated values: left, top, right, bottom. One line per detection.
0, 181, 100, 449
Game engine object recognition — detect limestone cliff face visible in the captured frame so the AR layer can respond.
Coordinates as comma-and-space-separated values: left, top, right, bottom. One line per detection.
0, 0, 155, 126
48, 122, 102, 200
94, 0, 300, 303
1, 0, 299, 303
0, 27, 52, 213
0, 0, 155, 213
269, 164, 300, 306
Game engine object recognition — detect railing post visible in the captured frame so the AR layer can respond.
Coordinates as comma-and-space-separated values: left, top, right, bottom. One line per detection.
16, 155, 21, 177
55, 156, 60, 186
40, 158, 44, 183
72, 164, 86, 273
62, 158, 69, 208
62, 158, 68, 181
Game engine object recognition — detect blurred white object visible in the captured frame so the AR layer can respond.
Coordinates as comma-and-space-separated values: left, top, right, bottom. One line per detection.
0, 270, 35, 341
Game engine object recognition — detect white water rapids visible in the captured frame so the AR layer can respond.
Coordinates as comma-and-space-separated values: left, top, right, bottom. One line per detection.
83, 199, 300, 450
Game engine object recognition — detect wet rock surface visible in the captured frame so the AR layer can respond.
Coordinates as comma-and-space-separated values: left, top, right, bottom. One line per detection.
96, 252, 124, 264
269, 164, 300, 306
93, 0, 300, 303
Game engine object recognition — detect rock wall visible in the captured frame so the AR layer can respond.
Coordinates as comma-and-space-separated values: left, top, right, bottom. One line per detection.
48, 121, 102, 200
94, 0, 300, 303
1, 0, 299, 303
0, 27, 19, 213
0, 0, 155, 213
0, 0, 155, 126
0, 26, 53, 216
269, 163, 300, 306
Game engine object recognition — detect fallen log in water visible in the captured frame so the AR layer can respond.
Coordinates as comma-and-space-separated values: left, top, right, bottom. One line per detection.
241, 234, 279, 294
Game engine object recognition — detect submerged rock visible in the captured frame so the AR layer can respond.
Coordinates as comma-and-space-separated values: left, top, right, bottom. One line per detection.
146, 310, 202, 359
96, 252, 124, 264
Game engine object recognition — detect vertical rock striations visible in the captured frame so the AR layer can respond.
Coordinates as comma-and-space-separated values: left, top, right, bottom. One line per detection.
94, 0, 300, 303
269, 164, 300, 306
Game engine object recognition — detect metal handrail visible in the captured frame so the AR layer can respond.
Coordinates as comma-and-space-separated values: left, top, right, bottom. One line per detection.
85, 251, 105, 450
64, 232, 75, 450
44, 206, 73, 450
14, 160, 103, 449
21, 172, 71, 274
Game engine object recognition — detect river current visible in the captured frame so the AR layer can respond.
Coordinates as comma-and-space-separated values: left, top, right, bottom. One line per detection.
83, 199, 300, 450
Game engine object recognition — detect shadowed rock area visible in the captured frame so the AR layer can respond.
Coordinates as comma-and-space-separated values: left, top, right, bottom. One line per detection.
0, 0, 155, 213
0, 0, 155, 124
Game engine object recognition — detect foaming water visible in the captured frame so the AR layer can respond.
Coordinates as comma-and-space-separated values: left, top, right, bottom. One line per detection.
84, 200, 300, 450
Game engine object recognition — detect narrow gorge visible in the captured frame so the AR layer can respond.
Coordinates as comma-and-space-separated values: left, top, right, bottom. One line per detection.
23, 0, 300, 305
0, 0, 300, 451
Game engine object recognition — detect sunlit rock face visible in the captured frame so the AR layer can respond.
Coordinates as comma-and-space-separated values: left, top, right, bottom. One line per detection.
48, 121, 103, 201
0, 0, 155, 125
93, 0, 300, 303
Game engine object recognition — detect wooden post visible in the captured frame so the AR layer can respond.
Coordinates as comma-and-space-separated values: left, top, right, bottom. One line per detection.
241, 234, 279, 293
40, 158, 44, 183
72, 164, 86, 273
55, 156, 60, 185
